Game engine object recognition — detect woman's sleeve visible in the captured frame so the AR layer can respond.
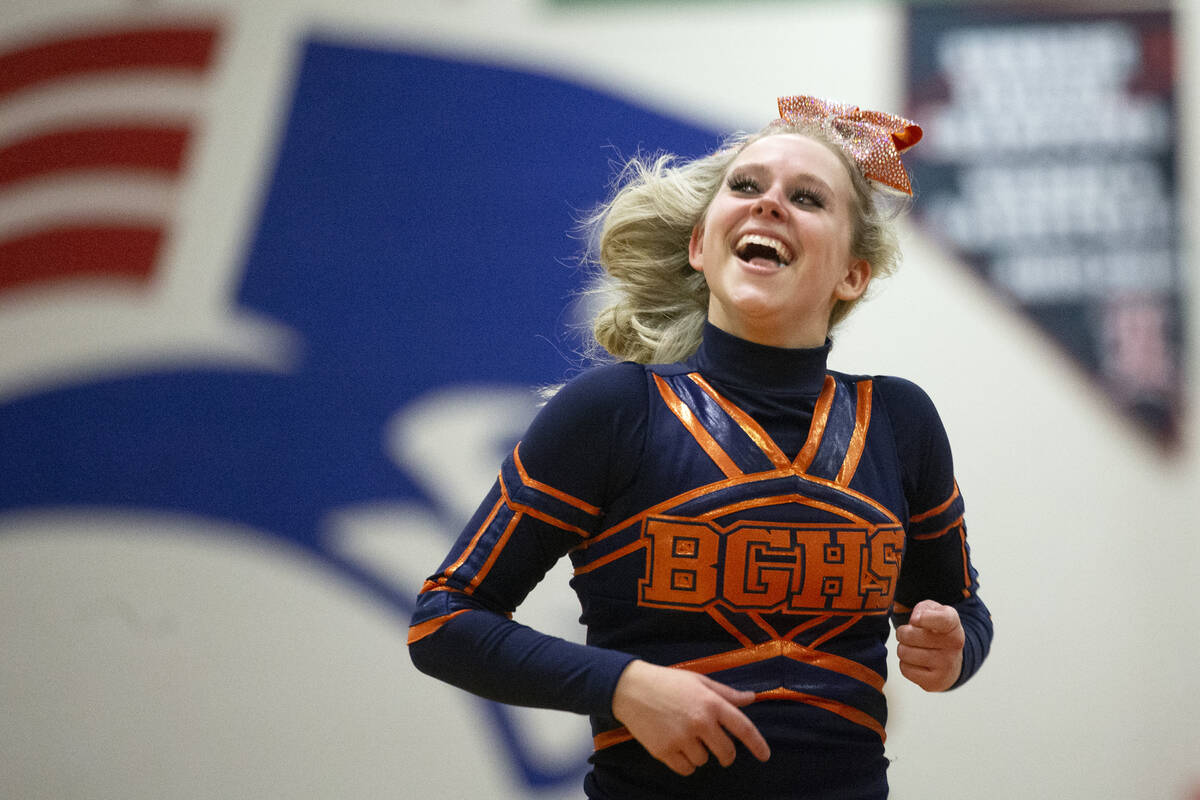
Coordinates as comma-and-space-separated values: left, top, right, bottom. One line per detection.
407, 363, 646, 715
879, 377, 993, 689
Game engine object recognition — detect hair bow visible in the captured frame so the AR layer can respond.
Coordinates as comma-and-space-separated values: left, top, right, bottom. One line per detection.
777, 95, 922, 195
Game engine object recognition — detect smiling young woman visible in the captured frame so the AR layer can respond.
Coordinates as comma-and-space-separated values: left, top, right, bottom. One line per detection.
409, 96, 992, 800
687, 133, 870, 349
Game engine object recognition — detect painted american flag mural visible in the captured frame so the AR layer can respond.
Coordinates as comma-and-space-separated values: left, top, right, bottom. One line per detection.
0, 25, 218, 291
0, 12, 719, 798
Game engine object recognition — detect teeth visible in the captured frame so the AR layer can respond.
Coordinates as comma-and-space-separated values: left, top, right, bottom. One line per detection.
736, 233, 793, 265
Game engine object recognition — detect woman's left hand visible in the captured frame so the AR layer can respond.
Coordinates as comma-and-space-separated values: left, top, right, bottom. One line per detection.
895, 599, 965, 692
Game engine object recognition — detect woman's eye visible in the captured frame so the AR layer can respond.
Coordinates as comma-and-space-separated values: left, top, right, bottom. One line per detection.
791, 189, 825, 208
728, 176, 760, 193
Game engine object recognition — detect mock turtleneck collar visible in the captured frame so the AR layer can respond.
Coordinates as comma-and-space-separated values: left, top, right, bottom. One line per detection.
688, 323, 830, 396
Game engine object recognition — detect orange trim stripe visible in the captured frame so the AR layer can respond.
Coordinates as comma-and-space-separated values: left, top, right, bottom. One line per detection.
687, 373, 791, 469
467, 510, 524, 591
746, 612, 780, 640
406, 609, 470, 645
910, 481, 961, 523
437, 495, 505, 583
809, 614, 863, 649
653, 374, 743, 478
754, 688, 886, 742
593, 727, 635, 751
513, 444, 603, 516
794, 376, 836, 472
436, 468, 592, 590
698, 492, 873, 527
580, 451, 904, 554
912, 515, 964, 541
593, 684, 886, 751
958, 527, 972, 598
670, 639, 885, 691
580, 470, 902, 553
835, 381, 872, 486
572, 539, 646, 576
581, 472, 781, 549
515, 505, 594, 539
783, 614, 832, 641
734, 472, 901, 524
775, 643, 886, 691
707, 606, 756, 648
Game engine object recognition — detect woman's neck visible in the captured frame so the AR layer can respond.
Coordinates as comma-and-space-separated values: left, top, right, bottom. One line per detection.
690, 322, 829, 395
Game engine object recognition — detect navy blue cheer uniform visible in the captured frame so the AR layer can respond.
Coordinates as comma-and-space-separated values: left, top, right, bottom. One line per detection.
409, 323, 992, 799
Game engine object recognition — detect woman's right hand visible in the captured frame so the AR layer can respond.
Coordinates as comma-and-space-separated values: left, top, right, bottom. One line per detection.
610, 659, 771, 776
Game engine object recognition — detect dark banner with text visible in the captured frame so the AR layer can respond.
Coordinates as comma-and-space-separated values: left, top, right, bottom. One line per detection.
905, 7, 1182, 447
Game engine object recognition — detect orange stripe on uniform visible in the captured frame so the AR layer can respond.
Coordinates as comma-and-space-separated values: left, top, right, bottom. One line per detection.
466, 509, 524, 591
958, 525, 972, 599
406, 609, 470, 645
436, 494, 506, 586
835, 380, 872, 486
593, 684, 887, 752
653, 373, 742, 478
687, 373, 791, 469
510, 504, 594, 539
669, 640, 885, 691
808, 614, 863, 649
782, 614, 832, 640
754, 687, 886, 742
706, 606, 756, 648
794, 376, 836, 472
911, 515, 964, 541
576, 473, 761, 551
580, 464, 902, 553
513, 444, 603, 516
910, 481, 960, 523
593, 726, 635, 751
698, 491, 873, 527
572, 539, 646, 576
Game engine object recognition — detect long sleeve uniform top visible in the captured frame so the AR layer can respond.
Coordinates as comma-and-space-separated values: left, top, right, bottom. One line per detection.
409, 323, 992, 799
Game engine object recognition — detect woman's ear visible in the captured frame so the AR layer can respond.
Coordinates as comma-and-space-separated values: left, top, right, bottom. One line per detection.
834, 258, 871, 302
688, 225, 705, 272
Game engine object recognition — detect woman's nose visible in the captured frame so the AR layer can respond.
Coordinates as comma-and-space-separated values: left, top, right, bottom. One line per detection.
752, 192, 786, 220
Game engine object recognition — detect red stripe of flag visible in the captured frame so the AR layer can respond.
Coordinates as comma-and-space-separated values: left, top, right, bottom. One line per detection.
0, 226, 162, 291
0, 25, 219, 101
0, 126, 191, 186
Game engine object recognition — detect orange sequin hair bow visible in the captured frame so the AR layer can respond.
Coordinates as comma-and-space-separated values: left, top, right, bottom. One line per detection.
776, 95, 923, 195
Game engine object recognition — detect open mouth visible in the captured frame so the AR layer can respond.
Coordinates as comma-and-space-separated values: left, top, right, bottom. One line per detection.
735, 233, 793, 268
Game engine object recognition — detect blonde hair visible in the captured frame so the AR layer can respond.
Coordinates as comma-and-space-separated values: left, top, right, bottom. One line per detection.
581, 121, 909, 364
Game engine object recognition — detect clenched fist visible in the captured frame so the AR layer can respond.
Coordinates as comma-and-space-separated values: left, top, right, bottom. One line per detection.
895, 599, 965, 692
